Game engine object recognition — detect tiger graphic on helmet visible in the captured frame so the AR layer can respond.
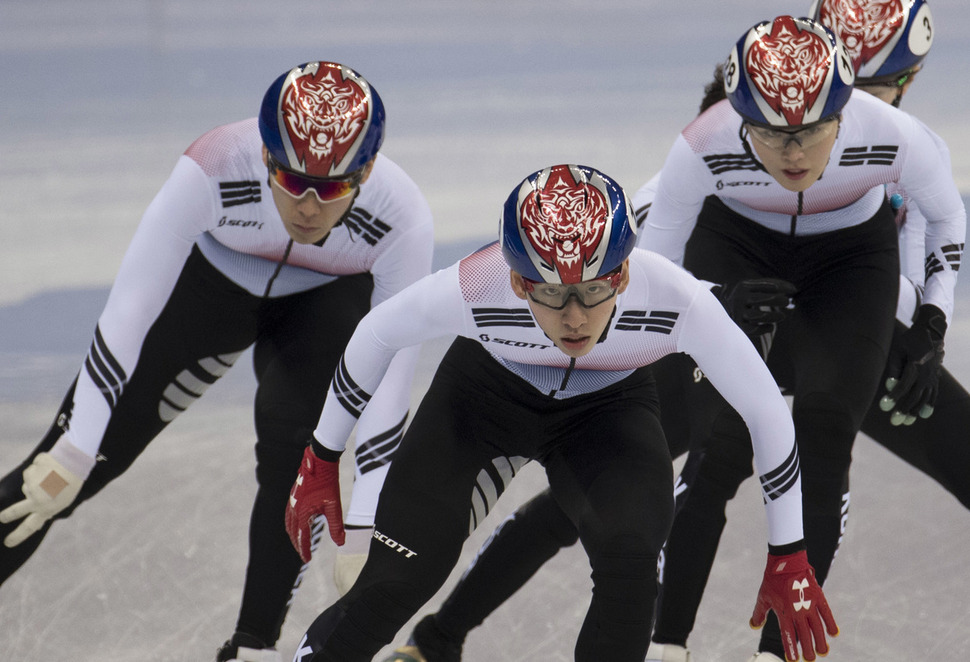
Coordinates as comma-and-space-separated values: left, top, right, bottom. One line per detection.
746, 17, 834, 126
259, 61, 386, 177
817, 0, 904, 72
501, 165, 637, 285
811, 0, 934, 83
519, 166, 611, 284
725, 16, 854, 127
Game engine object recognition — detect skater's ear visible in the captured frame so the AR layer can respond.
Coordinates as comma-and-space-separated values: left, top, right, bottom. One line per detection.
509, 270, 529, 300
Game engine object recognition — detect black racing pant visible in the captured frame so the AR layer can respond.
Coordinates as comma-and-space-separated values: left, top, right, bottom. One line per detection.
427, 352, 722, 644
300, 337, 676, 662
0, 246, 374, 647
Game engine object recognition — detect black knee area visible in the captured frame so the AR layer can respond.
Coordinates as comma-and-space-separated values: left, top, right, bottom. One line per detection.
577, 540, 660, 660
313, 582, 430, 660
253, 420, 313, 489
791, 393, 855, 515
793, 392, 860, 447
589, 541, 660, 621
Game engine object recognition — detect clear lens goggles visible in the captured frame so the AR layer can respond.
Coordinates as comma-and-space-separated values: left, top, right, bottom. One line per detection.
746, 117, 839, 151
268, 155, 362, 202
523, 271, 623, 310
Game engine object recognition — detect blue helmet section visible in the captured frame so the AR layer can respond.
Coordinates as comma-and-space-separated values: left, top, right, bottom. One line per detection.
811, 0, 934, 83
258, 62, 385, 177
724, 16, 854, 128
500, 165, 638, 284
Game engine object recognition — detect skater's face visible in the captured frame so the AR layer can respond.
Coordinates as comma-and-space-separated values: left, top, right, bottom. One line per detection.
747, 118, 839, 193
510, 261, 630, 359
263, 146, 374, 245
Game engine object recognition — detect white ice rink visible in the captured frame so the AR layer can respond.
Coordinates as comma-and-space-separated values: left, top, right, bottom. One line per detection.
1, 1, 969, 660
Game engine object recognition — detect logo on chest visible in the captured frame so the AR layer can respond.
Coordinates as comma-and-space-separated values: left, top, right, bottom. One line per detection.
217, 216, 265, 231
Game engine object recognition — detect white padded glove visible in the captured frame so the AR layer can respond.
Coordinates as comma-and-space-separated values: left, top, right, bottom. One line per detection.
1, 441, 94, 547
333, 527, 373, 595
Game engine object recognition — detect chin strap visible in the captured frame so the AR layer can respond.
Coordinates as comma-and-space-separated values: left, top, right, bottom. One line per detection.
738, 124, 769, 174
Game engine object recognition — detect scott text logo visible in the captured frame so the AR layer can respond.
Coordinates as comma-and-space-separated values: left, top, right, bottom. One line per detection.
373, 530, 417, 558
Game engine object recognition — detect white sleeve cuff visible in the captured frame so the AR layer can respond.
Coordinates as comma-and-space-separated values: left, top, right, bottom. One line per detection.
49, 435, 98, 480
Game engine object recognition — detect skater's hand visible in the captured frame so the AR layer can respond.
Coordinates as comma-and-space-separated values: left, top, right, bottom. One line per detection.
286, 444, 345, 563
880, 304, 946, 426
1, 452, 86, 547
750, 549, 838, 661
712, 278, 796, 337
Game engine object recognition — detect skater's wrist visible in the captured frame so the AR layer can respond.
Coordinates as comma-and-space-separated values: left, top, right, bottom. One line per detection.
767, 539, 805, 557
50, 436, 97, 480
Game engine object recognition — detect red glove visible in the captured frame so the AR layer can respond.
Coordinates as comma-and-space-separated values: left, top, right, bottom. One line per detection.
750, 550, 838, 661
285, 445, 345, 563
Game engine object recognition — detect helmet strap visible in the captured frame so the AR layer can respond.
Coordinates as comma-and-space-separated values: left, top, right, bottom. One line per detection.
314, 187, 364, 246
738, 124, 769, 174
596, 305, 619, 345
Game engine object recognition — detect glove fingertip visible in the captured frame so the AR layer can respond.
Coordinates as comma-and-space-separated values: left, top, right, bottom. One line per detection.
4, 529, 28, 548
0, 500, 30, 523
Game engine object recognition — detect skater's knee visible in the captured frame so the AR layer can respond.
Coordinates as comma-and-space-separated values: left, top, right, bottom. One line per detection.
253, 421, 313, 487
588, 543, 660, 616
793, 392, 860, 452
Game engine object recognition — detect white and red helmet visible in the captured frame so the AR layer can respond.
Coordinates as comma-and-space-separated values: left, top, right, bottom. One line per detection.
724, 15, 855, 128
500, 165, 637, 285
258, 61, 385, 177
811, 0, 933, 83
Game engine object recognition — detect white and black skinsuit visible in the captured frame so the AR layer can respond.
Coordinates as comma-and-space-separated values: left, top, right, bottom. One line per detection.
640, 89, 965, 657
296, 242, 808, 661
0, 117, 434, 648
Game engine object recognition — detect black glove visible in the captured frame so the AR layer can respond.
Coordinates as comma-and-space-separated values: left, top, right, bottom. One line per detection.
711, 278, 797, 336
879, 304, 947, 426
